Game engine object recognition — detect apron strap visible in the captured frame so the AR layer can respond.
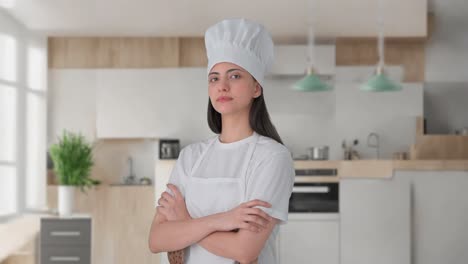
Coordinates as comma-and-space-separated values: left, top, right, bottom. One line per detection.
190, 136, 217, 176
239, 132, 260, 201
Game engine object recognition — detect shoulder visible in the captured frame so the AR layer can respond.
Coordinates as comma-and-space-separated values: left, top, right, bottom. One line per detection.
253, 134, 293, 164
177, 135, 217, 167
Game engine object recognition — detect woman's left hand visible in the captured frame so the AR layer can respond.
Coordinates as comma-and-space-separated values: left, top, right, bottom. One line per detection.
157, 184, 192, 221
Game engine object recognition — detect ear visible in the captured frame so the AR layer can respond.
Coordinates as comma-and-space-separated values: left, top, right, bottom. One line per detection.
253, 82, 262, 98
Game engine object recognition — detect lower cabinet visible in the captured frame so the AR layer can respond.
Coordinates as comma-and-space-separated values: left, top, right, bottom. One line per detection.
340, 177, 411, 264
40, 217, 92, 264
278, 215, 339, 264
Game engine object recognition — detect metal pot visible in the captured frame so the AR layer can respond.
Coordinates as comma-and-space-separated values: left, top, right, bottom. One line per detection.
308, 146, 329, 160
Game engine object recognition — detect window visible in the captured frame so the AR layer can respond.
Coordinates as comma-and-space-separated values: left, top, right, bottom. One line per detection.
0, 15, 47, 220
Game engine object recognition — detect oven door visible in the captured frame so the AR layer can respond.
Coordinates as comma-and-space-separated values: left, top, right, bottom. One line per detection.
288, 182, 339, 213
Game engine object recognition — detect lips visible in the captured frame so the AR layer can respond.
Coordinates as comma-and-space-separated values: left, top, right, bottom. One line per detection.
217, 96, 233, 102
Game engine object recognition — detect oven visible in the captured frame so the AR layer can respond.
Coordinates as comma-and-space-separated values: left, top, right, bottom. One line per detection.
288, 169, 339, 213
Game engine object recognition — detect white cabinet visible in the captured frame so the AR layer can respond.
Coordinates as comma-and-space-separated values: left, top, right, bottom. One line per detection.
340, 177, 411, 264
279, 214, 339, 264
96, 68, 208, 138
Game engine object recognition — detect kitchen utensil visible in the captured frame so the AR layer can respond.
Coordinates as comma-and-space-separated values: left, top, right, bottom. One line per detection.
139, 177, 152, 185
367, 132, 380, 159
342, 139, 359, 160
293, 154, 310, 160
308, 146, 329, 160
461, 127, 468, 135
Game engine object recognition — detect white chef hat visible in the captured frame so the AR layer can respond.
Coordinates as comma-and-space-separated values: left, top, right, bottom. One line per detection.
204, 18, 274, 88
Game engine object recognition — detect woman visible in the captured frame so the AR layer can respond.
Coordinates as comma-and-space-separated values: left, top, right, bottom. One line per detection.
148, 18, 295, 264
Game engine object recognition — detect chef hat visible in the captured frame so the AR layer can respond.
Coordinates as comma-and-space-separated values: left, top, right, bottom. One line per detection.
204, 18, 274, 88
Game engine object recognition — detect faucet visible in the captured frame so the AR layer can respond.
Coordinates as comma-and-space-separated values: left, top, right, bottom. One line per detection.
367, 132, 380, 159
125, 156, 136, 184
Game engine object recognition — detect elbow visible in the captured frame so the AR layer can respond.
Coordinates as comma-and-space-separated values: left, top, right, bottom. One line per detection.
148, 235, 163, 254
237, 255, 258, 264
236, 248, 260, 264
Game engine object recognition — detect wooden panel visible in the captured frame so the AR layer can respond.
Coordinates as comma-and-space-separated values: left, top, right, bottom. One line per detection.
339, 160, 394, 178
411, 135, 468, 159
394, 160, 468, 171
48, 38, 98, 68
46, 186, 161, 264
49, 37, 179, 68
179, 37, 207, 67
336, 37, 425, 82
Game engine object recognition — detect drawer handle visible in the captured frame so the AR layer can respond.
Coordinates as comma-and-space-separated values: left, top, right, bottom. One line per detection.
50, 256, 80, 262
50, 231, 81, 237
293, 186, 329, 193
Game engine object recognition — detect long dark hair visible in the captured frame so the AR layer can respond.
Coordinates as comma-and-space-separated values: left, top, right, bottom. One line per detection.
207, 87, 284, 145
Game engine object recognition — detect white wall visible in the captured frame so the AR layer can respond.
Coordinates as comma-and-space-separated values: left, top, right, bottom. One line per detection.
49, 67, 422, 183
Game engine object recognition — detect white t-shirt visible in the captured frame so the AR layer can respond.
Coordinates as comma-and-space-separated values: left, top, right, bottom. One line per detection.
166, 131, 295, 264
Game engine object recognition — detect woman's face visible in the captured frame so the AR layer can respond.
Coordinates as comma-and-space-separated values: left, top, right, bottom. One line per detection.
208, 62, 261, 116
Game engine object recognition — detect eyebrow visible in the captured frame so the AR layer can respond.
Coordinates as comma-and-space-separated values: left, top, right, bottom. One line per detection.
208, 68, 244, 76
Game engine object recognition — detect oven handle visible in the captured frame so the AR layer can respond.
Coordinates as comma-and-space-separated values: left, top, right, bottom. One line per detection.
292, 186, 329, 193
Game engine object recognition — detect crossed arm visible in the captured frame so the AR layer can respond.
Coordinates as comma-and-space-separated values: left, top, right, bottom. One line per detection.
148, 184, 278, 264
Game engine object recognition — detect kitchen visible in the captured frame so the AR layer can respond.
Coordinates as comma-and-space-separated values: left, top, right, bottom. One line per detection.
1, 0, 468, 264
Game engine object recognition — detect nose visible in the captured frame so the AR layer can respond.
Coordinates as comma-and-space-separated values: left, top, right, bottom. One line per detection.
217, 78, 230, 92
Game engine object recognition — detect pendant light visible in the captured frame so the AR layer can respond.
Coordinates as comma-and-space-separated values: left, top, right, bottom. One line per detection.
360, 0, 402, 92
293, 0, 332, 92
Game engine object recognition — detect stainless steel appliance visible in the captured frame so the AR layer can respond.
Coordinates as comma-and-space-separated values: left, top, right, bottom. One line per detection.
159, 139, 180, 159
289, 182, 339, 213
289, 169, 339, 213
307, 146, 329, 160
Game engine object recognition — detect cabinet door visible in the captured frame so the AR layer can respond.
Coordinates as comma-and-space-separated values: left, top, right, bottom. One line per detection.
96, 68, 208, 138
279, 219, 339, 264
340, 177, 410, 264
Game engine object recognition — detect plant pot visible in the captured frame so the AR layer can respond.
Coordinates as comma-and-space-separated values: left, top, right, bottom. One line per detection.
58, 185, 75, 217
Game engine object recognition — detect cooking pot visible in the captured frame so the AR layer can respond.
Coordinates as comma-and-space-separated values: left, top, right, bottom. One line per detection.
308, 146, 329, 160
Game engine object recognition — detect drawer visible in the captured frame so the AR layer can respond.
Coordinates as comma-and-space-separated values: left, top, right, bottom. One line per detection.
41, 245, 90, 264
41, 219, 91, 246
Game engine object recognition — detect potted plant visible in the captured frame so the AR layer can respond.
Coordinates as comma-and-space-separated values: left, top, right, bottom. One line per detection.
49, 130, 100, 217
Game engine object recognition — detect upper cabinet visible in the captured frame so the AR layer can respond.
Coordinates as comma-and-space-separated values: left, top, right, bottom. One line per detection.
96, 68, 208, 139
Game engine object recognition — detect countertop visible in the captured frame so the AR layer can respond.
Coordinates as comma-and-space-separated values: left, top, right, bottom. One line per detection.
294, 159, 468, 179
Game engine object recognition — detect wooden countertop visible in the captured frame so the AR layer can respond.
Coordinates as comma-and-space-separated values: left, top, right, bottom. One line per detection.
294, 160, 468, 179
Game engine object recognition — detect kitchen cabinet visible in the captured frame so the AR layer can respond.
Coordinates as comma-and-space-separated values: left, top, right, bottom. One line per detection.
40, 216, 92, 264
279, 214, 339, 264
340, 177, 411, 264
96, 68, 208, 138
395, 170, 468, 264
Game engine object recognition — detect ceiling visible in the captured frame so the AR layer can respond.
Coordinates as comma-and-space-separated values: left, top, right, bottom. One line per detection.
2, 0, 427, 38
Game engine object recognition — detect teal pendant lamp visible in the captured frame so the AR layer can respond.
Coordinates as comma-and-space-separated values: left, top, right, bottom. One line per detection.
293, 67, 332, 92
361, 0, 402, 92
293, 0, 332, 92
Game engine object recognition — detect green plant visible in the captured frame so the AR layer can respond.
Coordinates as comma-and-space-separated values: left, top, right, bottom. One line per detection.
49, 130, 100, 192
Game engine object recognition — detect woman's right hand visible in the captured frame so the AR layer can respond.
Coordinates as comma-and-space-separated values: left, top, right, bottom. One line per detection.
213, 199, 273, 233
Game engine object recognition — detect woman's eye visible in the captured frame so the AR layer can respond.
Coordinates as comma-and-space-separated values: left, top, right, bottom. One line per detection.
209, 77, 218, 82
230, 74, 240, 79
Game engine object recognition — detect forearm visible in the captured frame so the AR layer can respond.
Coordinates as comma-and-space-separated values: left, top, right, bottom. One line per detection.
198, 218, 278, 263
149, 215, 218, 253
198, 231, 245, 261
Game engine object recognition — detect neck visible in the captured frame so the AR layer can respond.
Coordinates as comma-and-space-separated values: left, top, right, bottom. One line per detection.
219, 110, 254, 143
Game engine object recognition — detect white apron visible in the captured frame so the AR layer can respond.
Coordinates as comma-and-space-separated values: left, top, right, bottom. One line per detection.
184, 132, 260, 263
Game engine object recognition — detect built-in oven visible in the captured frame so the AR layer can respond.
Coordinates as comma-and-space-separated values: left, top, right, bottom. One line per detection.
288, 168, 339, 213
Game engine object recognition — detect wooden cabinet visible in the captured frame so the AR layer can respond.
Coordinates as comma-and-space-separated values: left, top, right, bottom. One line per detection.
340, 177, 411, 264
46, 186, 160, 264
278, 215, 339, 264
